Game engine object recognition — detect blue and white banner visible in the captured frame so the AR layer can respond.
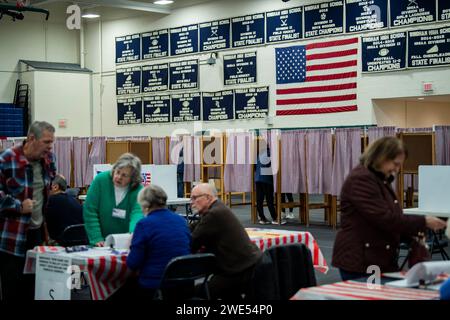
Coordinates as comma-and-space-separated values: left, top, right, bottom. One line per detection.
143, 95, 170, 123
116, 67, 141, 95
439, 0, 450, 21
223, 52, 257, 86
141, 64, 168, 93
266, 7, 302, 43
362, 32, 406, 72
199, 19, 231, 52
141, 29, 169, 60
171, 93, 201, 122
231, 13, 265, 47
390, 0, 436, 27
345, 0, 388, 33
117, 97, 142, 125
115, 34, 141, 64
304, 1, 344, 38
408, 27, 450, 68
202, 90, 234, 121
169, 59, 199, 90
170, 24, 199, 56
234, 87, 269, 120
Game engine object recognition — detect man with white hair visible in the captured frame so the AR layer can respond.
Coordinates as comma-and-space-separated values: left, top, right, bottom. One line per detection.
190, 183, 261, 299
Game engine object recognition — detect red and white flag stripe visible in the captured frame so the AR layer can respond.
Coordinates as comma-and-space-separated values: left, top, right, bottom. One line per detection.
276, 37, 358, 116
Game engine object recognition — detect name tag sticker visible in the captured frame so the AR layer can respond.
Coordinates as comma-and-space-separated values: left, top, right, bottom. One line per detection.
112, 208, 126, 219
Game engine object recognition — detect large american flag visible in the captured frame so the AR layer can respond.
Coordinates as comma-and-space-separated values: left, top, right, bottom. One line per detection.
275, 38, 358, 116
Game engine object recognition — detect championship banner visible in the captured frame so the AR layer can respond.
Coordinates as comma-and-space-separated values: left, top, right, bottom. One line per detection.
345, 0, 388, 33
170, 24, 199, 56
362, 32, 407, 72
143, 95, 170, 123
141, 29, 169, 60
116, 67, 141, 96
408, 27, 450, 68
234, 87, 269, 120
115, 34, 140, 64
231, 13, 265, 47
390, 0, 436, 27
202, 90, 234, 121
439, 0, 450, 21
199, 19, 231, 52
117, 97, 142, 125
141, 63, 169, 93
171, 92, 201, 122
304, 1, 344, 38
169, 59, 199, 90
266, 7, 303, 43
223, 52, 257, 85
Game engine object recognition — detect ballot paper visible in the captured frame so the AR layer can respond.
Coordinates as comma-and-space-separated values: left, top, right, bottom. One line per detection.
105, 233, 132, 250
386, 261, 450, 289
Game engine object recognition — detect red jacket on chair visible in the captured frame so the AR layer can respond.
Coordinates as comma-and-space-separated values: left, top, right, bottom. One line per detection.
332, 165, 426, 273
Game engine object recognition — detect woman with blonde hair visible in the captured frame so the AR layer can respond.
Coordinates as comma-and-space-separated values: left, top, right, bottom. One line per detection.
332, 137, 447, 280
84, 153, 144, 246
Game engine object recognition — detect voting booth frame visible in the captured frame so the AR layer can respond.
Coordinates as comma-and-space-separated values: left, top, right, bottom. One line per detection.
249, 130, 438, 230
59, 130, 437, 230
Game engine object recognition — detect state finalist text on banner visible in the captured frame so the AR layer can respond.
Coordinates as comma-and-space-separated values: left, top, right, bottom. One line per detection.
275, 37, 358, 116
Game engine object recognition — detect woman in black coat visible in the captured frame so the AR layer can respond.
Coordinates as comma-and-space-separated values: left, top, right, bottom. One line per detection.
332, 137, 447, 281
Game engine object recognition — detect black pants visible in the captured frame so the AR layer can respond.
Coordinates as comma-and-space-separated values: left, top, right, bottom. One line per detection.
0, 227, 43, 301
255, 182, 276, 221
281, 193, 294, 213
207, 265, 256, 300
339, 269, 368, 281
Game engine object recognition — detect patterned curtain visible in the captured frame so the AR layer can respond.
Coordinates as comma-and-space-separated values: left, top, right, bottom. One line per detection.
331, 128, 362, 196
73, 137, 89, 187
280, 130, 307, 194
435, 126, 450, 165
305, 129, 333, 194
367, 126, 396, 144
151, 137, 167, 165
54, 137, 73, 184
224, 132, 254, 192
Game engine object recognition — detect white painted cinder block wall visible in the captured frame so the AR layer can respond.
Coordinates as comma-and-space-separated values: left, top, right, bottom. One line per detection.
1, 0, 450, 137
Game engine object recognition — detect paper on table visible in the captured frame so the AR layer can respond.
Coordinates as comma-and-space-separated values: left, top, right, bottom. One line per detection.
386, 261, 450, 288
105, 233, 132, 250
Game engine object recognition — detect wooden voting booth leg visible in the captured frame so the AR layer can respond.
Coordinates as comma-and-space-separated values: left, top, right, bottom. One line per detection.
251, 165, 257, 224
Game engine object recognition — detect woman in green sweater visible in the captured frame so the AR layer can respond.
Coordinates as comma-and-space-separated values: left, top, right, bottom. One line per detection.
83, 153, 144, 246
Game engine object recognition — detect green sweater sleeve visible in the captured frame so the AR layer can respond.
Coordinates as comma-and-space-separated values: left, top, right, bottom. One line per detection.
128, 185, 143, 233
83, 176, 105, 245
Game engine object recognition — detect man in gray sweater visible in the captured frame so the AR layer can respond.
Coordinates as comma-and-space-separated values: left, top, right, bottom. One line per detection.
190, 183, 262, 299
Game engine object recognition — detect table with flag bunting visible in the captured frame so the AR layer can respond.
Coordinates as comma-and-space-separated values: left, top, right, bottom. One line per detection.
25, 246, 132, 300
246, 228, 328, 273
25, 228, 327, 299
290, 280, 439, 300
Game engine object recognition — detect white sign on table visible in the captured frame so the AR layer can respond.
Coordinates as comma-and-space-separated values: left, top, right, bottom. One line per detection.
93, 164, 177, 199
403, 165, 450, 218
35, 253, 72, 300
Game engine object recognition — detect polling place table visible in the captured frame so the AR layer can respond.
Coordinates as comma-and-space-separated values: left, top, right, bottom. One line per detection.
25, 246, 131, 300
290, 280, 439, 300
246, 228, 328, 273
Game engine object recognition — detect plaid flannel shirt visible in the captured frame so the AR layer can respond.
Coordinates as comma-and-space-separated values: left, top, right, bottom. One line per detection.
0, 144, 56, 257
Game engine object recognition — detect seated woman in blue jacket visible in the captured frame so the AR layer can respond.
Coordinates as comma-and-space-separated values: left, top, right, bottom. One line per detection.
126, 184, 191, 299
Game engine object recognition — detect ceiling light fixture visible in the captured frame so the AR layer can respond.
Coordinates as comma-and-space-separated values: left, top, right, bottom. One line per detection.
154, 0, 174, 5
82, 13, 100, 18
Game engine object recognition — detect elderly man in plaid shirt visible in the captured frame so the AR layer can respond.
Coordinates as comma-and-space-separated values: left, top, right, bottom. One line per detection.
0, 121, 56, 301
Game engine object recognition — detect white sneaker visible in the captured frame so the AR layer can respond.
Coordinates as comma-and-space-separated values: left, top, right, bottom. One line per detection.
259, 219, 270, 225
286, 213, 295, 219
271, 219, 287, 225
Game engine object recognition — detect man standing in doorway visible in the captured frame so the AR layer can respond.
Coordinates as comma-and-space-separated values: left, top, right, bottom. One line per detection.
0, 121, 56, 301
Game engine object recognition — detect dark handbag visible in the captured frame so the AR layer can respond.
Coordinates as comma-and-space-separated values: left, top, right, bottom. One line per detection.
408, 236, 431, 268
